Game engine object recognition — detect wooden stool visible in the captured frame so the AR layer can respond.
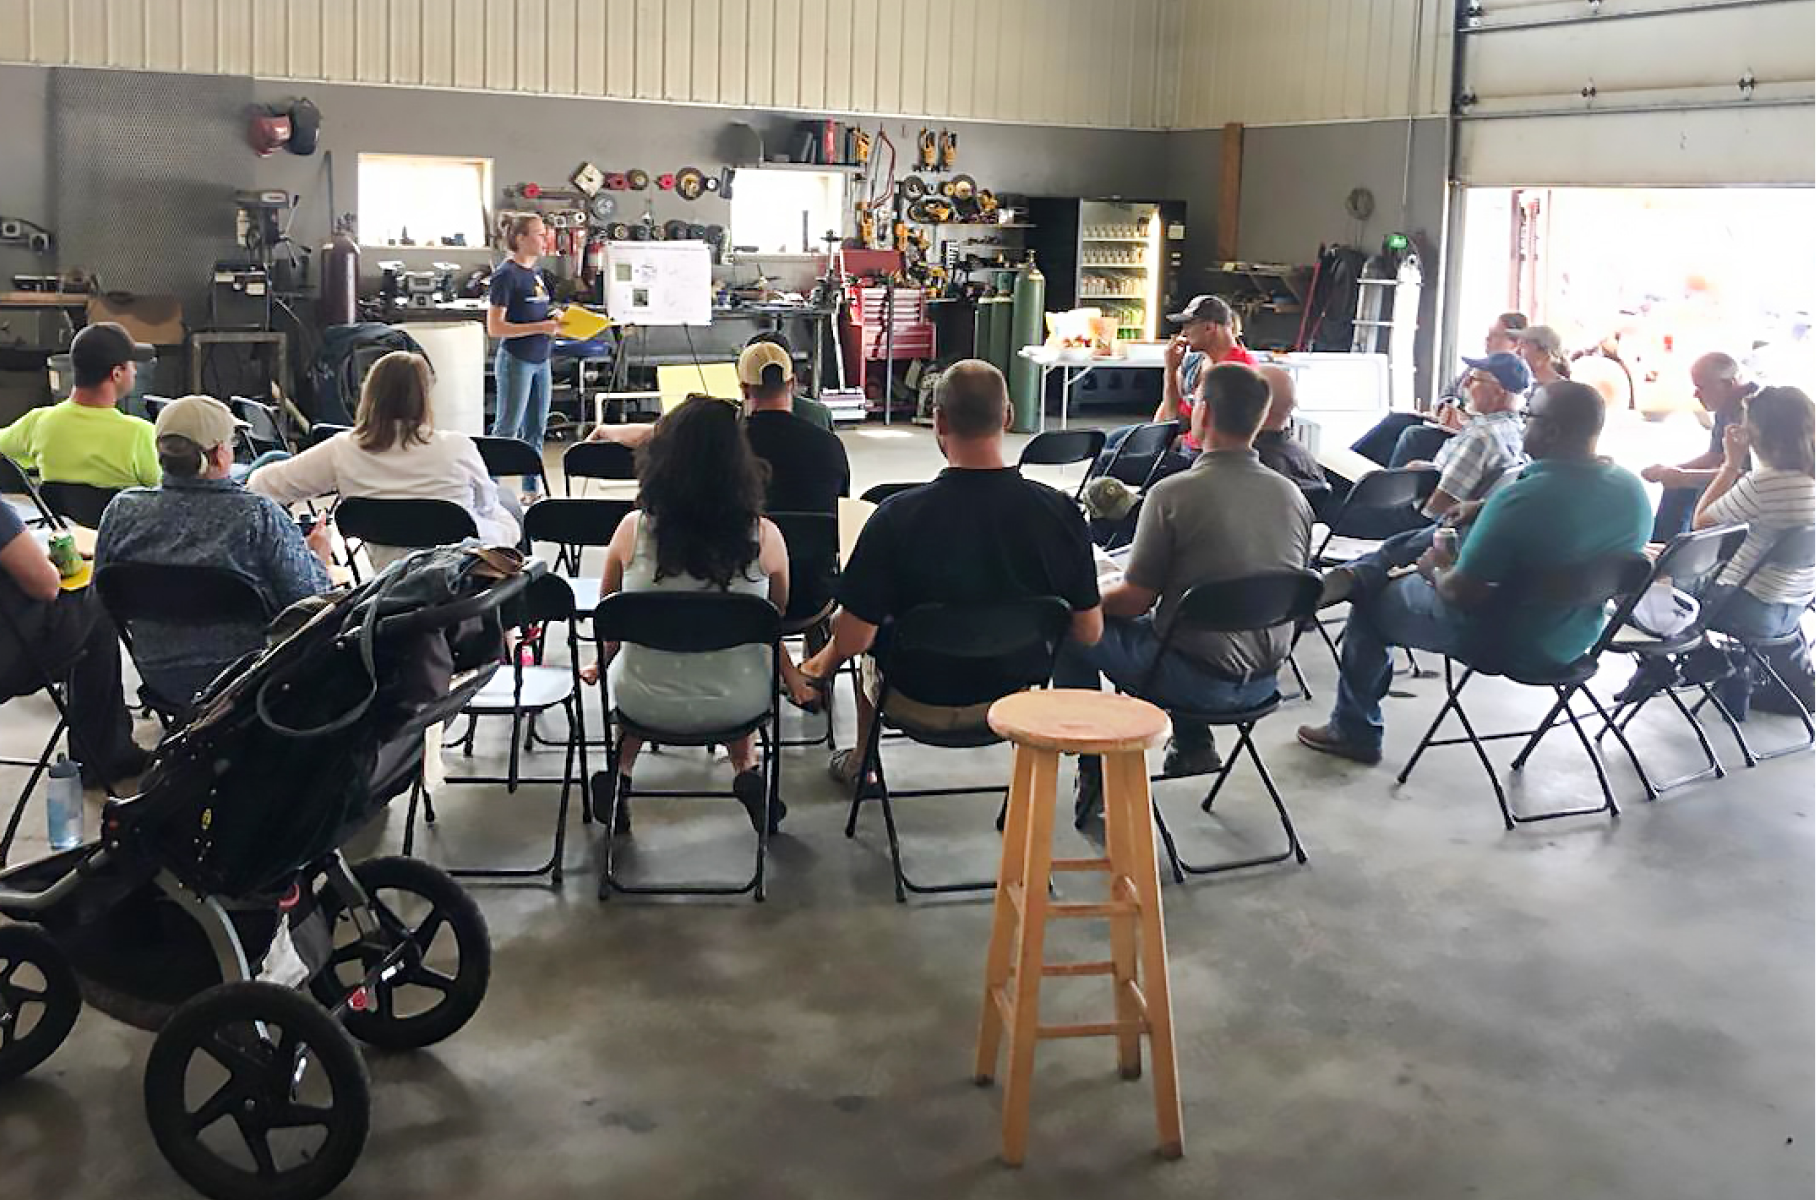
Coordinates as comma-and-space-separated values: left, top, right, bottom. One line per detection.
974, 688, 1183, 1166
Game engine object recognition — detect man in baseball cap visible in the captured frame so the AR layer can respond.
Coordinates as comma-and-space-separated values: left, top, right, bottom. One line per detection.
1091, 294, 1259, 491
95, 394, 332, 707
0, 322, 161, 489
738, 339, 849, 516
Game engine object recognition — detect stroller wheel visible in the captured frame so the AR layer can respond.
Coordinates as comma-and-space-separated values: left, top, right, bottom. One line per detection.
0, 925, 81, 1084
144, 981, 369, 1200
309, 856, 491, 1050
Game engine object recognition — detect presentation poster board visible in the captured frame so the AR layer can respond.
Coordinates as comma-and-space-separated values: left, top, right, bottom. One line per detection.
602, 241, 712, 327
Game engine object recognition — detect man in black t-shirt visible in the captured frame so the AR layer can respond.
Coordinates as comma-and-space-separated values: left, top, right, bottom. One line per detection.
802, 360, 1103, 789
737, 341, 850, 515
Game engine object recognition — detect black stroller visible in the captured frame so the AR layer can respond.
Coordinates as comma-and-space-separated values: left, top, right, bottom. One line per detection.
0, 545, 536, 1200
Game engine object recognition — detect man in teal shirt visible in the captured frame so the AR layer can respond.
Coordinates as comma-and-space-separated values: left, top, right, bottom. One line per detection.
1298, 381, 1651, 765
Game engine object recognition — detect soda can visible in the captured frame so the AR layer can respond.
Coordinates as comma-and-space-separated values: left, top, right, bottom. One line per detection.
47, 533, 81, 578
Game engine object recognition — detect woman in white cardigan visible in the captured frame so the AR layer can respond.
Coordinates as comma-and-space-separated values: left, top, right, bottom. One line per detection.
249, 351, 520, 565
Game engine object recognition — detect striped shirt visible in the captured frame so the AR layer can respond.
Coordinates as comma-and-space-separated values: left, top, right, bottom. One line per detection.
1430, 409, 1527, 509
1704, 469, 1816, 604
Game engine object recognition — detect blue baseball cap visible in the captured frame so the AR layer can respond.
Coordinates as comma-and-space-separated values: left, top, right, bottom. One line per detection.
1461, 351, 1533, 395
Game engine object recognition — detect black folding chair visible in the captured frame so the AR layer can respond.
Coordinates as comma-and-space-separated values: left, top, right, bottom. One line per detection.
768, 511, 840, 750
1128, 571, 1323, 880
1018, 429, 1107, 500
229, 396, 293, 457
561, 440, 637, 496
410, 570, 589, 883
142, 396, 172, 421
1594, 524, 1750, 797
0, 454, 56, 527
94, 561, 274, 725
332, 496, 478, 583
474, 434, 551, 496
1397, 552, 1652, 829
844, 597, 1072, 902
38, 481, 120, 529
860, 481, 925, 505
1696, 525, 1816, 765
307, 422, 352, 449
592, 591, 783, 901
1094, 421, 1179, 490
1297, 465, 1441, 676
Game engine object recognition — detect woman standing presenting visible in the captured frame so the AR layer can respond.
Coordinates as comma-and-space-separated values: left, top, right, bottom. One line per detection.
487, 214, 560, 502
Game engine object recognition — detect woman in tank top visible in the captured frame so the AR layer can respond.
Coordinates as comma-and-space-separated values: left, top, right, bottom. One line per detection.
590, 396, 814, 836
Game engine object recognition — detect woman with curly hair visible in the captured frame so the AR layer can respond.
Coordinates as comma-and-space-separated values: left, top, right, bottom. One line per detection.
590, 396, 812, 834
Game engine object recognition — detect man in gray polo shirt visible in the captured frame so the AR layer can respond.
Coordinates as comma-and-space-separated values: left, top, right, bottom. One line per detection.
1057, 362, 1314, 824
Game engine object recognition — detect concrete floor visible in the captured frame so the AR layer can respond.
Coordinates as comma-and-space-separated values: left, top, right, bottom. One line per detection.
2, 420, 1812, 1200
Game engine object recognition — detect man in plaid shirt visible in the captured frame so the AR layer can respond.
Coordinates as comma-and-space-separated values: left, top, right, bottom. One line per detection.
1405, 350, 1532, 520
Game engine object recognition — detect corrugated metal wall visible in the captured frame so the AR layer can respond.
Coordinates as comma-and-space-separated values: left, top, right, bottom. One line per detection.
1171, 0, 1453, 127
0, 0, 1183, 128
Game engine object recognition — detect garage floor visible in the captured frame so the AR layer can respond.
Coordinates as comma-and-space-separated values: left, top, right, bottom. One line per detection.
2, 423, 1811, 1200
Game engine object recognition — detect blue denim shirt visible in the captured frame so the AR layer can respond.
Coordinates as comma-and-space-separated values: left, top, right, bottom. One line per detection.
95, 474, 332, 702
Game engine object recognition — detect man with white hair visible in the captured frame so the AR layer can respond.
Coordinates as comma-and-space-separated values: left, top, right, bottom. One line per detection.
1641, 351, 1757, 541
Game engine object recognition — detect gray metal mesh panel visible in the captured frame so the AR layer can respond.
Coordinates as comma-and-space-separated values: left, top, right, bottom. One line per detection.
51, 67, 254, 323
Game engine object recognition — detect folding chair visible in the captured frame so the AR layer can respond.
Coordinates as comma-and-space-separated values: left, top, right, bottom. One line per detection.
1094, 421, 1178, 489
1298, 465, 1440, 675
1594, 524, 1750, 797
1129, 571, 1323, 880
0, 454, 56, 527
94, 562, 274, 726
142, 396, 172, 421
332, 496, 478, 583
844, 597, 1072, 902
411, 571, 588, 883
860, 481, 925, 505
561, 440, 637, 497
473, 434, 551, 496
38, 482, 120, 529
228, 396, 293, 457
521, 497, 632, 754
592, 591, 783, 901
307, 422, 352, 449
1696, 525, 1816, 765
768, 511, 840, 750
1397, 552, 1652, 829
1018, 429, 1107, 500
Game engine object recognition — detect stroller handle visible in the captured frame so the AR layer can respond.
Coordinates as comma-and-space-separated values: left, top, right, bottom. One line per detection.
368, 562, 542, 641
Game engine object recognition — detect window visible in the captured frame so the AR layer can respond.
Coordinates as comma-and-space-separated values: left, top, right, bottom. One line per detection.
357, 153, 492, 248
729, 168, 846, 255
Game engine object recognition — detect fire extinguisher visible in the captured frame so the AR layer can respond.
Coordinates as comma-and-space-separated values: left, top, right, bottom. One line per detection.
585, 236, 606, 280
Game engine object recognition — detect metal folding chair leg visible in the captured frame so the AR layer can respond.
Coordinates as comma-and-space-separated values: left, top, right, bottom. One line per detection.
1149, 721, 1307, 881
1596, 682, 1726, 798
844, 714, 1003, 902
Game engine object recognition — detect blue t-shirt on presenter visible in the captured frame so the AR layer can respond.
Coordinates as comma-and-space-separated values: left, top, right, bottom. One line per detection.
489, 260, 552, 364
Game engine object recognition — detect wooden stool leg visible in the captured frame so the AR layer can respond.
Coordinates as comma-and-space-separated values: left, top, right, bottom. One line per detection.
1111, 750, 1185, 1160
975, 745, 1038, 1085
1000, 748, 1059, 1168
1103, 751, 1144, 1082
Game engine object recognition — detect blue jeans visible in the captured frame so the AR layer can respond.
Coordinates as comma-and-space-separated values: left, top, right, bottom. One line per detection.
1054, 616, 1279, 749
1330, 575, 1474, 751
1705, 582, 1810, 717
1651, 485, 1704, 543
492, 348, 552, 494
1350, 412, 1455, 469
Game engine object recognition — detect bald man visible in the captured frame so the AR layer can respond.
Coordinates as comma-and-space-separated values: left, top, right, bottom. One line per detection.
1641, 351, 1757, 541
1253, 365, 1331, 502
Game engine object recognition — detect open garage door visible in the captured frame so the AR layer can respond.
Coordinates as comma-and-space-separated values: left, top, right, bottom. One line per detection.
1454, 0, 1816, 187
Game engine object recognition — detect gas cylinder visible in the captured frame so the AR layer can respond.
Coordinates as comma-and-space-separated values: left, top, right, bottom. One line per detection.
319, 230, 359, 327
1008, 254, 1046, 433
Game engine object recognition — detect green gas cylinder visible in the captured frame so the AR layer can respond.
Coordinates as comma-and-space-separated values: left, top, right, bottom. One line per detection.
1008, 255, 1046, 433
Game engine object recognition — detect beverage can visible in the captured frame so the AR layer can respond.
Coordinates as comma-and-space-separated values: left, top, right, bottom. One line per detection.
47, 533, 81, 578
1434, 527, 1460, 560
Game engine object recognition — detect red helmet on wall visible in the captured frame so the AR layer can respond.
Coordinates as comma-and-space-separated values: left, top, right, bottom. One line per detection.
248, 107, 291, 156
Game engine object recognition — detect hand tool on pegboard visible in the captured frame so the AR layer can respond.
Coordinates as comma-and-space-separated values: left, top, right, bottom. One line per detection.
938, 130, 959, 171
917, 128, 938, 170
